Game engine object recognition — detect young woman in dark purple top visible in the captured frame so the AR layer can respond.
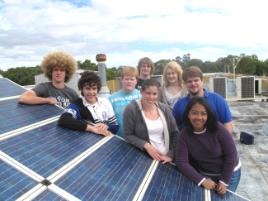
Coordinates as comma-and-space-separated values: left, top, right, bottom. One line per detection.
175, 97, 241, 195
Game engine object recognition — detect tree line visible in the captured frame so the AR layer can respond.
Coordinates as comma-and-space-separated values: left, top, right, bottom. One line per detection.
1, 53, 268, 86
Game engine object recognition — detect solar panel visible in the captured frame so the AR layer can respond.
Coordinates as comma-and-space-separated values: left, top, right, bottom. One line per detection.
0, 99, 62, 135
141, 163, 205, 201
0, 78, 250, 201
55, 137, 153, 201
33, 189, 66, 201
211, 189, 250, 201
0, 159, 37, 201
0, 78, 26, 98
0, 122, 103, 177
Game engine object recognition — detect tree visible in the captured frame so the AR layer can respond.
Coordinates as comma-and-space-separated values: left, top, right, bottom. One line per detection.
236, 56, 256, 75
78, 59, 97, 71
106, 67, 119, 80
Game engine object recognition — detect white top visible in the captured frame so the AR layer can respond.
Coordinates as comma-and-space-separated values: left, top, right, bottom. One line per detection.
82, 96, 117, 124
164, 89, 183, 108
143, 115, 167, 155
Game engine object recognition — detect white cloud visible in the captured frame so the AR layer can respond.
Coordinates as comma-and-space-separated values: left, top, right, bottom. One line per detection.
0, 0, 268, 70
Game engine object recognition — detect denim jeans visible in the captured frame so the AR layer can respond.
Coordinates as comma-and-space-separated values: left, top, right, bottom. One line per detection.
210, 168, 241, 192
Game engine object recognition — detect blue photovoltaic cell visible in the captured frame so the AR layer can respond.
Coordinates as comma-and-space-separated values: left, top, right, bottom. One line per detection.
211, 190, 248, 201
142, 164, 205, 201
0, 78, 26, 98
33, 189, 67, 201
0, 98, 62, 134
56, 137, 153, 201
0, 159, 37, 201
0, 122, 103, 177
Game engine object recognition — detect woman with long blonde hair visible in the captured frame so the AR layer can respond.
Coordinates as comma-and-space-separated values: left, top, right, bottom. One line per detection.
159, 61, 186, 109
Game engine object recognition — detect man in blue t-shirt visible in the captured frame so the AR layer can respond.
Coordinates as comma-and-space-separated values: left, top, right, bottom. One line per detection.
172, 66, 233, 134
109, 66, 141, 137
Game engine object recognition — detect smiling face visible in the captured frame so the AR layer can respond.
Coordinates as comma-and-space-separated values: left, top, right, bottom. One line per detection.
188, 103, 208, 132
52, 67, 66, 83
82, 84, 98, 104
185, 76, 203, 96
141, 86, 158, 106
166, 68, 178, 84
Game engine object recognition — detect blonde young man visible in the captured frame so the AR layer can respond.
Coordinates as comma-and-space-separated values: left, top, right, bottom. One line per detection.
19, 51, 78, 108
109, 66, 141, 137
135, 57, 154, 90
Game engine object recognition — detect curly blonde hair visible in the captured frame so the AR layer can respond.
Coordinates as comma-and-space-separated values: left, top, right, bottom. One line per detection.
41, 51, 77, 82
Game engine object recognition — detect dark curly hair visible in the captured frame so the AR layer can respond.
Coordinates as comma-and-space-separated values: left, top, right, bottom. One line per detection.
78, 71, 101, 96
183, 97, 218, 133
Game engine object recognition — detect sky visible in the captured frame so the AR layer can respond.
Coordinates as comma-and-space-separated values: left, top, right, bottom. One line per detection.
0, 0, 267, 70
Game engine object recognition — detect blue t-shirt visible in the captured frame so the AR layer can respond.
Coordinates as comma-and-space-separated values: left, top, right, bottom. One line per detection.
109, 89, 141, 137
172, 89, 232, 129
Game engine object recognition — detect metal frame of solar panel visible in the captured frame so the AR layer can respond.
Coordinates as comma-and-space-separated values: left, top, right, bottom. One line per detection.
0, 78, 250, 201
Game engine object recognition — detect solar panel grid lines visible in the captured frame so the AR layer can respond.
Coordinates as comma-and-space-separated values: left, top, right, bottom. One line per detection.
141, 163, 205, 201
0, 159, 38, 201
0, 123, 104, 177
55, 137, 153, 200
0, 98, 63, 134
47, 135, 113, 183
16, 184, 46, 201
0, 78, 26, 98
0, 151, 44, 182
133, 160, 159, 201
0, 116, 59, 141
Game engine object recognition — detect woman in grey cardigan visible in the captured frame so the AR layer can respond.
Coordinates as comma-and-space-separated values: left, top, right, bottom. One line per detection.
123, 79, 179, 163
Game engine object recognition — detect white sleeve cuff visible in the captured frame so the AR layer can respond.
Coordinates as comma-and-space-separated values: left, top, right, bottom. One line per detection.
219, 180, 228, 186
198, 178, 206, 186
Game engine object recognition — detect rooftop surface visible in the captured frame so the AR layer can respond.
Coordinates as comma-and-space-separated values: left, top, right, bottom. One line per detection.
230, 100, 268, 201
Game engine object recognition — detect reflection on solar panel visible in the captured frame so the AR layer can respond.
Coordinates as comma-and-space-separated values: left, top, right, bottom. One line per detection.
0, 78, 26, 98
0, 78, 249, 201
211, 190, 249, 201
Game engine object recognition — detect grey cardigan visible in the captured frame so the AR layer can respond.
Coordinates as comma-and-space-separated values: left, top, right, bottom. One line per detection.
123, 100, 179, 158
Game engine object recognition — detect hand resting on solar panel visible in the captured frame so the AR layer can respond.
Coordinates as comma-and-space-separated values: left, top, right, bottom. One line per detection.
58, 71, 119, 136
175, 97, 241, 195
124, 79, 179, 164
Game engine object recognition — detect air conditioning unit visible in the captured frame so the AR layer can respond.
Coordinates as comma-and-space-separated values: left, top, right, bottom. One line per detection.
208, 77, 227, 98
236, 76, 255, 99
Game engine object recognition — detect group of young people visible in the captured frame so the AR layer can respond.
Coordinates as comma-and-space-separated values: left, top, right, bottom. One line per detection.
19, 51, 241, 196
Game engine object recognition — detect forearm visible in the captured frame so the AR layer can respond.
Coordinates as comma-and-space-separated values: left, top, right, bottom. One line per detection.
58, 113, 87, 131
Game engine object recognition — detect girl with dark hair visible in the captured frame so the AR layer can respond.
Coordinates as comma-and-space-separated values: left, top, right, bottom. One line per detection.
58, 71, 119, 136
175, 97, 241, 195
124, 79, 179, 163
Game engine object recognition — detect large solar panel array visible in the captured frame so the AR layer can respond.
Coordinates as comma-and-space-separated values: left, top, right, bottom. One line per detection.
0, 77, 249, 201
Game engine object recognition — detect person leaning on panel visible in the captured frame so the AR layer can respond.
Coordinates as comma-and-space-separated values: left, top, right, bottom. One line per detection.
18, 51, 79, 109
175, 97, 241, 195
124, 79, 179, 164
58, 71, 119, 136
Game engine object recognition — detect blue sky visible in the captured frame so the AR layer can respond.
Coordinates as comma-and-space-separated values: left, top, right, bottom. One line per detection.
0, 0, 267, 70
